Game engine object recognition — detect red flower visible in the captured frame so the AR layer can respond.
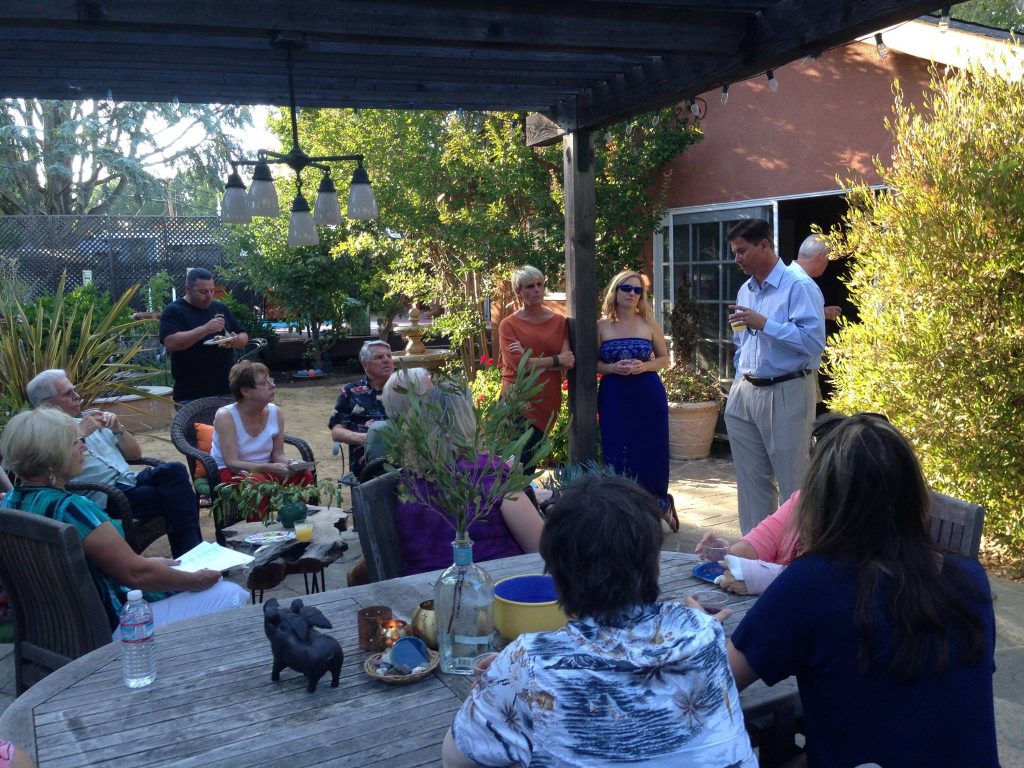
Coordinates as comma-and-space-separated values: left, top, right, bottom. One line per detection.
596, 373, 603, 380
476, 395, 485, 405
486, 357, 494, 366
479, 354, 488, 364
561, 380, 569, 391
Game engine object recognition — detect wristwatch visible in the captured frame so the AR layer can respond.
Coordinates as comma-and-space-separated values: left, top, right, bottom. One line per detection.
551, 354, 560, 367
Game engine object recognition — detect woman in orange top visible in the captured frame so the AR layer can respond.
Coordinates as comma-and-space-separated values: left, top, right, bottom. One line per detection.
498, 266, 574, 468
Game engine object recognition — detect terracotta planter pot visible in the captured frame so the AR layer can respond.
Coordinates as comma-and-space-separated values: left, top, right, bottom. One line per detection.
667, 400, 720, 460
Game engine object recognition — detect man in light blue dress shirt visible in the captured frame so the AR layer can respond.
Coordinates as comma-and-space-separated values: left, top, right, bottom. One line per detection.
724, 219, 825, 533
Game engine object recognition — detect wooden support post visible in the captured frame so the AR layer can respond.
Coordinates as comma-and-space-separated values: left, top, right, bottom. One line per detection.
563, 129, 598, 464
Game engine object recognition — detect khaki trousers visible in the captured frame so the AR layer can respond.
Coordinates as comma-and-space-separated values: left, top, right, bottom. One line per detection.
724, 374, 815, 534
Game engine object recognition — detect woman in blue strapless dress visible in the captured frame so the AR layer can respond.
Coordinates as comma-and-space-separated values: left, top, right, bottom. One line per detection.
596, 270, 676, 531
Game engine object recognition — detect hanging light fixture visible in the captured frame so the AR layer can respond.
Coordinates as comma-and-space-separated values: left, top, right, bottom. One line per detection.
939, 6, 951, 32
220, 32, 377, 247
720, 84, 730, 105
766, 70, 779, 92
874, 33, 889, 60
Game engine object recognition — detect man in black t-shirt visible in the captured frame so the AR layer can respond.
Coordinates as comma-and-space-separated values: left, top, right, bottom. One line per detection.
159, 268, 249, 403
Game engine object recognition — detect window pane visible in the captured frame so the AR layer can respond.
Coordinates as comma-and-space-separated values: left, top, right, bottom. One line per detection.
695, 222, 720, 262
692, 264, 718, 300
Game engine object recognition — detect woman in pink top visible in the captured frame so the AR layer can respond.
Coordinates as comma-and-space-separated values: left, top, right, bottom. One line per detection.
697, 414, 847, 594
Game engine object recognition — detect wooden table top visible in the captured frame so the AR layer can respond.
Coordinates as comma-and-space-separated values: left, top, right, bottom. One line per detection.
1, 552, 797, 767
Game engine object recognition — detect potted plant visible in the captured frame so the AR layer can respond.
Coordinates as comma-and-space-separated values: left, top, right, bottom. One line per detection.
212, 476, 334, 528
661, 280, 722, 460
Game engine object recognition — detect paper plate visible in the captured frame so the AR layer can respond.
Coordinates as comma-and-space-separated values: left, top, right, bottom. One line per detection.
244, 531, 295, 545
692, 561, 726, 584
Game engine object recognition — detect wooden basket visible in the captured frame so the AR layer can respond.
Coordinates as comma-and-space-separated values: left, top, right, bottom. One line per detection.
364, 649, 440, 685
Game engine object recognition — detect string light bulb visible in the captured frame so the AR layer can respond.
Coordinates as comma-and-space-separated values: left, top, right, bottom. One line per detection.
939, 6, 951, 32
721, 84, 730, 105
766, 70, 779, 92
874, 33, 889, 60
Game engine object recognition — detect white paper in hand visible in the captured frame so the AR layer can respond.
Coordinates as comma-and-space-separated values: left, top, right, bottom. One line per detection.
172, 541, 254, 573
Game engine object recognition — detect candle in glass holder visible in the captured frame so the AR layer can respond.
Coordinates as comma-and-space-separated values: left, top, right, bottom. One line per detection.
379, 619, 408, 647
358, 606, 392, 651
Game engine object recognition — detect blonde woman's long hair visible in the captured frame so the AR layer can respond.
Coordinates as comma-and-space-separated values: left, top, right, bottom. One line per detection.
600, 270, 652, 322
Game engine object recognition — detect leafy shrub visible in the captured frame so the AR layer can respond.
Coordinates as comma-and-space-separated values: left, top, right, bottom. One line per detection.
0, 275, 153, 429
220, 291, 278, 352
21, 282, 134, 356
824, 63, 1024, 559
660, 365, 721, 404
382, 356, 549, 536
468, 355, 571, 467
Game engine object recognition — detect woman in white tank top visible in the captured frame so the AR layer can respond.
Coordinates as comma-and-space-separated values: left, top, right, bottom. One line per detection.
212, 361, 313, 519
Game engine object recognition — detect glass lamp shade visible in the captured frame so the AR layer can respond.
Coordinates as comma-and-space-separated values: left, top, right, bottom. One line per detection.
248, 180, 280, 217
287, 194, 319, 247
347, 164, 378, 220
220, 171, 251, 224
313, 175, 344, 226
247, 159, 279, 216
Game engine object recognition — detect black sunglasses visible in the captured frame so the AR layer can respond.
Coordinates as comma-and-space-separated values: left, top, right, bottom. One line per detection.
618, 284, 644, 295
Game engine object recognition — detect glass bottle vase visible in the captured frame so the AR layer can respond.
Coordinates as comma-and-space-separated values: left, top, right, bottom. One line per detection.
434, 538, 495, 675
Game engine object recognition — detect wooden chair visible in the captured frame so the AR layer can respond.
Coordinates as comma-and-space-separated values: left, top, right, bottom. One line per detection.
351, 471, 404, 582
170, 396, 317, 545
929, 490, 985, 558
0, 508, 111, 695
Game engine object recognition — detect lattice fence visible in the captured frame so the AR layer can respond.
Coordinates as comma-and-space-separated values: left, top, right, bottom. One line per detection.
0, 215, 237, 309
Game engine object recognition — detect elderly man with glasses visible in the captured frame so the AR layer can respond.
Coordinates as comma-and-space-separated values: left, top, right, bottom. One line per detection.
328, 340, 394, 478
26, 369, 203, 557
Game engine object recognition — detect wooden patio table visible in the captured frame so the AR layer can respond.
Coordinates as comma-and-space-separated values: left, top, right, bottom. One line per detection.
0, 552, 798, 767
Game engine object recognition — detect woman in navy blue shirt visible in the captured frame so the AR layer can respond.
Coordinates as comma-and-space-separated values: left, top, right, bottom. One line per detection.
728, 413, 998, 767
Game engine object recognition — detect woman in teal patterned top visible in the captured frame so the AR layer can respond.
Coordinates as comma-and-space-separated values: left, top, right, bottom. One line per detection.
1, 407, 246, 633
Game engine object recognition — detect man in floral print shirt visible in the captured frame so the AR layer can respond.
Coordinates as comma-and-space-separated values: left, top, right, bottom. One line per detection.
329, 340, 393, 476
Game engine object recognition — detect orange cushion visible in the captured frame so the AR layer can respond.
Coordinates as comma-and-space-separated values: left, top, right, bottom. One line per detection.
194, 423, 215, 478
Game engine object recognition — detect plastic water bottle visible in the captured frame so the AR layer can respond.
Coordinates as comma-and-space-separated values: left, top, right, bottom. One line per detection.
120, 590, 156, 688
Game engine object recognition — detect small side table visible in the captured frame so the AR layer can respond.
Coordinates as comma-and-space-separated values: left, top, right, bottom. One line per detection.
222, 509, 349, 603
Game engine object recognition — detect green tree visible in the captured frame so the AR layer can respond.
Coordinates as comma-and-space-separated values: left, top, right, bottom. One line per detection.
290, 107, 700, 371
948, 0, 1024, 31
220, 217, 377, 369
0, 99, 249, 215
824, 63, 1024, 558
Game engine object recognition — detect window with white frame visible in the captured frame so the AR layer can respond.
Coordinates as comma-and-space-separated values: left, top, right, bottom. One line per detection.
654, 204, 774, 389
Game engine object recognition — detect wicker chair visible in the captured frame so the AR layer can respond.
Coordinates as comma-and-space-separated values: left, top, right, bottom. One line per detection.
1, 452, 167, 555
0, 507, 112, 694
170, 396, 316, 545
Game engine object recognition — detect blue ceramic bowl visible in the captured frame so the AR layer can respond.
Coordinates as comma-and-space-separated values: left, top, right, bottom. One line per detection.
493, 574, 567, 639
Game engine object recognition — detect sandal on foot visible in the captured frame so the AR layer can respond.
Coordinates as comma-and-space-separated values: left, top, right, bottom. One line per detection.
662, 494, 679, 533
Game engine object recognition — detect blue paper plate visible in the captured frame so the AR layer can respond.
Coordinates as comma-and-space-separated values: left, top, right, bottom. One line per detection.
692, 561, 725, 584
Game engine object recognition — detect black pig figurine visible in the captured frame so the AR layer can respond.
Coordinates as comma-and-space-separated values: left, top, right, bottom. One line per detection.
263, 598, 343, 692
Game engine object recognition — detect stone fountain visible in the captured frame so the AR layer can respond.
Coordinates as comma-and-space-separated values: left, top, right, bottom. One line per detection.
392, 307, 455, 370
